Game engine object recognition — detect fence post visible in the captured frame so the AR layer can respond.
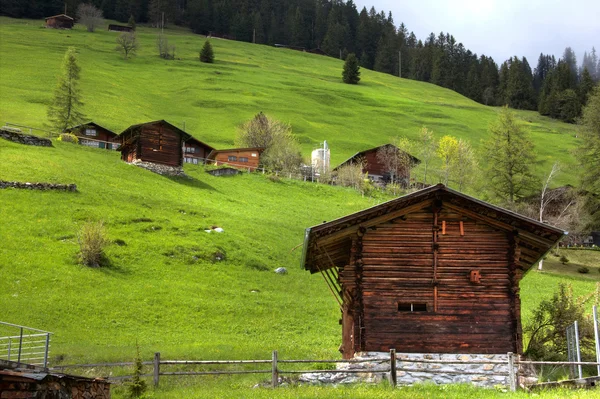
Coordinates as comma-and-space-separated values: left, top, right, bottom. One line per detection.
271, 350, 279, 388
594, 305, 600, 376
17, 327, 23, 365
508, 352, 516, 392
389, 349, 397, 387
153, 352, 160, 387
574, 320, 583, 379
43, 333, 50, 368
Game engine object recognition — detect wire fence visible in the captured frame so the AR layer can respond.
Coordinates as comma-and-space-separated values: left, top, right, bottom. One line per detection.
0, 321, 52, 368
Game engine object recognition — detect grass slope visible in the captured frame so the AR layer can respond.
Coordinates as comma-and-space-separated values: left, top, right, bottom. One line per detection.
0, 17, 580, 187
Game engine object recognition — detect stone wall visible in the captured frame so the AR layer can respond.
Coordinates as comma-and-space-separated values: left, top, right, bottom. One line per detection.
0, 129, 53, 147
207, 167, 240, 177
129, 160, 186, 177
0, 181, 77, 191
300, 352, 514, 388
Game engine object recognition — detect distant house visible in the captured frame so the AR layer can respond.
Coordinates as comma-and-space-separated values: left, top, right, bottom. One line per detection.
66, 122, 119, 150
118, 120, 191, 167
45, 14, 74, 29
183, 137, 215, 165
108, 24, 134, 33
334, 144, 420, 185
583, 232, 600, 247
206, 148, 265, 171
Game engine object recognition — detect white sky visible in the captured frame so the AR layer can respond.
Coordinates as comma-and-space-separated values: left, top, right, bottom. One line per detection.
354, 0, 600, 66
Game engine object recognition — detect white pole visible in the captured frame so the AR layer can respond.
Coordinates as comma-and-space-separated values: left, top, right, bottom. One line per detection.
575, 320, 583, 379
594, 305, 600, 376
398, 50, 401, 78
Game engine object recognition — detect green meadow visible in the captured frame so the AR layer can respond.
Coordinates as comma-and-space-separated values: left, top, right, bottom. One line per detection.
0, 17, 598, 398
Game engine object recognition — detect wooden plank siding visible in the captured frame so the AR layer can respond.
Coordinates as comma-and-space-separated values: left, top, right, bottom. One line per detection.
139, 125, 182, 166
207, 148, 263, 171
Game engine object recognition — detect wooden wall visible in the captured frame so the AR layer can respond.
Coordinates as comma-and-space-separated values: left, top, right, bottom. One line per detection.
139, 123, 183, 167
341, 204, 518, 356
45, 17, 73, 29
212, 149, 261, 171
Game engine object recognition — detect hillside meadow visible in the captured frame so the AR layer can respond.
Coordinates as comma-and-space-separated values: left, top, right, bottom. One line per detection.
0, 17, 580, 189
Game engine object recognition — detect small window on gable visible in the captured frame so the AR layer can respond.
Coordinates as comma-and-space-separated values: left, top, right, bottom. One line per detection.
85, 128, 97, 136
228, 156, 237, 162
398, 303, 427, 312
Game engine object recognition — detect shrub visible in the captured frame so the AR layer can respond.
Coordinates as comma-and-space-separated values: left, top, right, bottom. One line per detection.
77, 221, 108, 267
57, 133, 79, 144
560, 255, 570, 265
127, 342, 147, 398
200, 40, 214, 63
578, 267, 590, 274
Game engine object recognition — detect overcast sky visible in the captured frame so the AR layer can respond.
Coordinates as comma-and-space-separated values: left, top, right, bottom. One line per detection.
354, 0, 600, 66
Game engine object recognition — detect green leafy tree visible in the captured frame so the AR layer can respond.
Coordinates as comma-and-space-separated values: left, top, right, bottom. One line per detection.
453, 138, 477, 192
342, 53, 360, 84
484, 107, 536, 205
416, 126, 437, 185
115, 32, 139, 60
47, 47, 85, 133
200, 40, 214, 63
436, 135, 458, 187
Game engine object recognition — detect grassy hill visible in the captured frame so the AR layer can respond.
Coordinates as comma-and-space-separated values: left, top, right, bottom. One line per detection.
0, 17, 580, 188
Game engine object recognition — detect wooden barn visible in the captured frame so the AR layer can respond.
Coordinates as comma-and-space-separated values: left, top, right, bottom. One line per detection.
301, 184, 564, 359
108, 24, 133, 32
66, 122, 119, 150
183, 137, 215, 165
206, 148, 265, 171
118, 120, 190, 167
45, 14, 74, 29
334, 144, 420, 185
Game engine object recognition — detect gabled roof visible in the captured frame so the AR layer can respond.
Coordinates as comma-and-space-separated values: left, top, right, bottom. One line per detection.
185, 136, 215, 152
45, 14, 74, 20
206, 147, 265, 160
333, 143, 421, 171
118, 120, 192, 141
66, 122, 118, 137
301, 184, 565, 274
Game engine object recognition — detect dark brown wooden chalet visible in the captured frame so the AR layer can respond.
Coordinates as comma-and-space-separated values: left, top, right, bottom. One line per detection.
301, 184, 564, 359
45, 14, 74, 29
183, 137, 215, 165
118, 120, 190, 167
66, 122, 119, 150
334, 144, 420, 185
108, 24, 134, 32
206, 148, 265, 171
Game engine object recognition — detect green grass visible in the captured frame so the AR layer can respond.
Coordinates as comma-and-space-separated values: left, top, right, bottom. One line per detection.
1, 17, 598, 398
0, 17, 580, 188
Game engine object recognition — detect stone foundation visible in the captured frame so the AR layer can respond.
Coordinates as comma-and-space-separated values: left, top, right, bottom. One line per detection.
0, 180, 77, 191
129, 160, 186, 177
0, 129, 53, 147
300, 352, 514, 388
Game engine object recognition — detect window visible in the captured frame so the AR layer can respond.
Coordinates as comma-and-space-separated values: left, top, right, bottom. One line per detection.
239, 157, 248, 162
185, 146, 196, 153
80, 139, 99, 148
228, 156, 237, 162
84, 128, 97, 136
184, 157, 198, 164
398, 303, 427, 312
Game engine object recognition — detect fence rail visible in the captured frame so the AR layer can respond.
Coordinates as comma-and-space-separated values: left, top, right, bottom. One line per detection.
0, 321, 52, 368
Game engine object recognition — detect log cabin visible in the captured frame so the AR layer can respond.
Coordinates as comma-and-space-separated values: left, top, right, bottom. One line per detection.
183, 137, 215, 165
334, 144, 420, 185
108, 24, 134, 32
301, 184, 565, 359
206, 148, 265, 171
45, 14, 74, 29
118, 120, 191, 167
66, 122, 119, 150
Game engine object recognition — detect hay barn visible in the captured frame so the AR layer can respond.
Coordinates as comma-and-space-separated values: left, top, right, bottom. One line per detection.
45, 14, 74, 29
206, 148, 264, 171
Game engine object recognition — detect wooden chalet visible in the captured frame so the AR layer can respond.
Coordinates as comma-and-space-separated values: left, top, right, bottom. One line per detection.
183, 137, 215, 165
108, 24, 134, 32
66, 122, 119, 150
206, 148, 265, 171
301, 184, 565, 359
45, 14, 74, 29
334, 144, 420, 185
118, 120, 190, 167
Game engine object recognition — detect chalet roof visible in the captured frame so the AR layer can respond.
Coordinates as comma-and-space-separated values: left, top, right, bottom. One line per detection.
45, 14, 74, 20
118, 120, 192, 141
206, 147, 265, 160
301, 184, 565, 274
185, 136, 215, 152
333, 143, 421, 171
66, 122, 118, 137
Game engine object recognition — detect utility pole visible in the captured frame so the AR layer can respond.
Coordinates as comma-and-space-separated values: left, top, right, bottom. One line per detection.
253, 29, 256, 44
398, 50, 402, 78
161, 12, 164, 34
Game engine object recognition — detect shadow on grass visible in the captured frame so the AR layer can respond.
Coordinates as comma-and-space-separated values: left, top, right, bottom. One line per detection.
164, 175, 218, 191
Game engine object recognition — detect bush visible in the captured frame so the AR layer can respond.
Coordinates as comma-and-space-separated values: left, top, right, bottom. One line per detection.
578, 267, 590, 274
127, 342, 147, 398
560, 255, 570, 265
78, 221, 108, 267
57, 133, 79, 144
199, 40, 214, 63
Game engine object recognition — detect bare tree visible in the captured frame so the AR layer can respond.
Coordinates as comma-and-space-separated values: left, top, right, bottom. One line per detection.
157, 33, 175, 59
376, 138, 417, 187
537, 162, 561, 271
453, 138, 477, 192
335, 161, 367, 192
77, 3, 104, 32
115, 32, 139, 60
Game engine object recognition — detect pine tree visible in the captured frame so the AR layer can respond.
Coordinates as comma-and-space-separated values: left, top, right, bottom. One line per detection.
579, 67, 596, 105
342, 53, 360, 84
47, 47, 85, 133
128, 14, 136, 30
484, 107, 536, 205
579, 86, 600, 225
199, 40, 214, 63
